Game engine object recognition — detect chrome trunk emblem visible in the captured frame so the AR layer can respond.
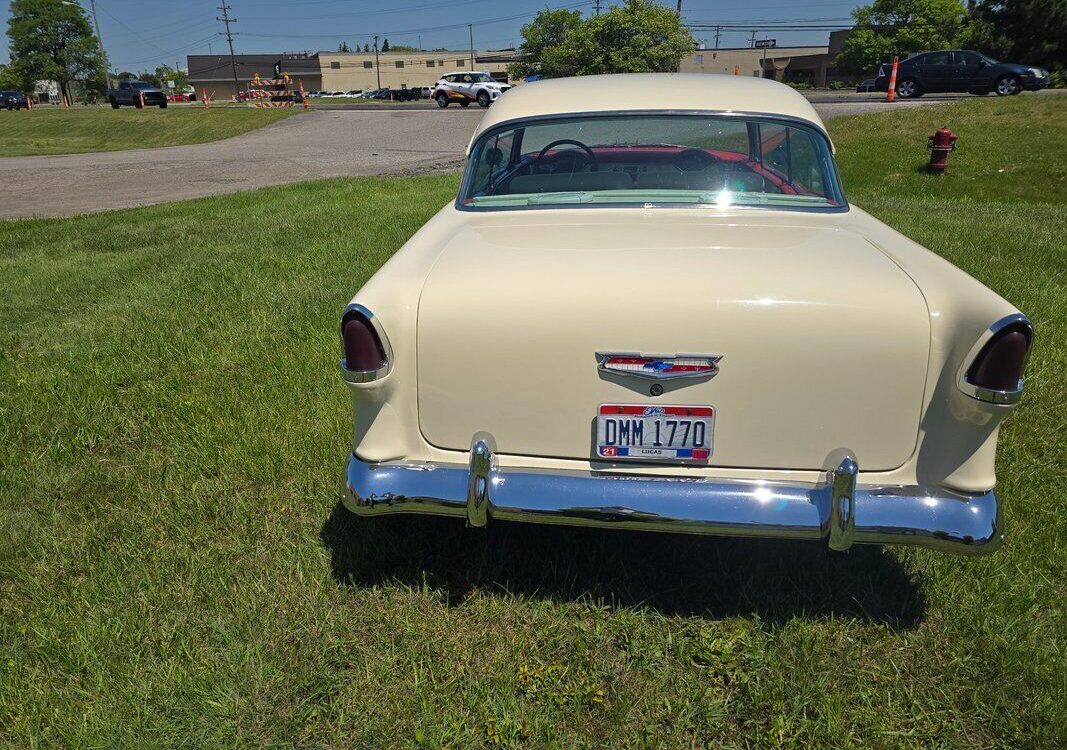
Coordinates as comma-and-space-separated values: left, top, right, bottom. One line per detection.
596, 352, 723, 380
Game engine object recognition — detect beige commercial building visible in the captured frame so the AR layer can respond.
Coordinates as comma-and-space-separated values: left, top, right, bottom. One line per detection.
318, 51, 511, 92
680, 46, 834, 86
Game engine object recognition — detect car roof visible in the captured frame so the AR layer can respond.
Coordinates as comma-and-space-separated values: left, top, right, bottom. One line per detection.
468, 73, 832, 153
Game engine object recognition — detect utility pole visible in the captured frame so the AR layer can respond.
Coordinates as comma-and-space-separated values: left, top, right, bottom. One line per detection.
594, 0, 601, 14
216, 3, 239, 88
714, 25, 720, 49
62, 1, 110, 88
676, 1, 682, 14
88, 1, 111, 89
749, 30, 757, 48
373, 36, 381, 88
468, 24, 475, 70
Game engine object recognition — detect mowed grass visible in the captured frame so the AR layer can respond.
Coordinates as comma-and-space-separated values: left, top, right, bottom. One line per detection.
1, 97, 1064, 748
0, 106, 301, 157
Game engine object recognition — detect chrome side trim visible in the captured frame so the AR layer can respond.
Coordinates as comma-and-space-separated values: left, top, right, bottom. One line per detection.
955, 313, 1033, 405
344, 448, 1003, 556
340, 303, 394, 384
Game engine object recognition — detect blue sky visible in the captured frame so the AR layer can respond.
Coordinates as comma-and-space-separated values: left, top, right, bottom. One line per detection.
1, 0, 863, 72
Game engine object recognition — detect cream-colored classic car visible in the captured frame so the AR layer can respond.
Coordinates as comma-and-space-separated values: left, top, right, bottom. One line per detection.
340, 74, 1032, 554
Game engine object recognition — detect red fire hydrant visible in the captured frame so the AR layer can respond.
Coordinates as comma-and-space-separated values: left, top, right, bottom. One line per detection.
927, 127, 957, 174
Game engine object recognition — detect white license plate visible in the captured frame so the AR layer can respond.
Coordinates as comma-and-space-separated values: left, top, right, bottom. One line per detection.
596, 404, 714, 462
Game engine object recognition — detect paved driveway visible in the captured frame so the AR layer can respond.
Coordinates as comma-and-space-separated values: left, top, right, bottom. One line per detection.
0, 92, 1052, 220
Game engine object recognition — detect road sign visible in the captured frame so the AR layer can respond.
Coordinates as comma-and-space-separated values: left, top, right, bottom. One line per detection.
754, 39, 776, 48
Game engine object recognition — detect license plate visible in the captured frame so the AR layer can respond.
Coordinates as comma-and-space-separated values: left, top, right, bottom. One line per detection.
596, 404, 714, 462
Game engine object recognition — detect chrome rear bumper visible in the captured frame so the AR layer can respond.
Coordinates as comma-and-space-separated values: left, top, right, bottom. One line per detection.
343, 436, 1003, 555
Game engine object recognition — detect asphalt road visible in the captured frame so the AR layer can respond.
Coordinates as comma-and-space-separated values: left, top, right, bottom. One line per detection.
0, 91, 1055, 220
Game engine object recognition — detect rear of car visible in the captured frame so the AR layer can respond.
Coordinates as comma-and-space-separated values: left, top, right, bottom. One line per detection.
340, 74, 1031, 556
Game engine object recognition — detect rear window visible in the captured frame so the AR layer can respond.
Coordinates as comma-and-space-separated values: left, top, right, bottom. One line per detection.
461, 114, 844, 211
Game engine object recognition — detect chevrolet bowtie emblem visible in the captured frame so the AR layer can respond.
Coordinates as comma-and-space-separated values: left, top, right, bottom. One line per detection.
596, 353, 723, 380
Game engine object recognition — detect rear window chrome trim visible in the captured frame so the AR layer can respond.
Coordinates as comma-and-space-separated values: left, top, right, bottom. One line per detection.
457, 109, 847, 213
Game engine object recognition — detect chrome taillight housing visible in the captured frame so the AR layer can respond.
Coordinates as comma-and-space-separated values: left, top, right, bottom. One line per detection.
341, 304, 391, 383
958, 314, 1033, 404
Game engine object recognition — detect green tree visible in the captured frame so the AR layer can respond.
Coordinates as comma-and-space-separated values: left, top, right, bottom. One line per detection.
338, 41, 350, 53
0, 60, 34, 91
511, 1, 692, 79
381, 38, 390, 52
836, 0, 971, 74
152, 64, 188, 92
967, 1, 1065, 71
558, 0, 693, 76
5, 0, 104, 101
509, 7, 584, 79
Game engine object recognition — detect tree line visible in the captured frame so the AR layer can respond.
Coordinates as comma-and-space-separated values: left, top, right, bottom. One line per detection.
824, 0, 1061, 77
511, 0, 1062, 81
1, 0, 1061, 100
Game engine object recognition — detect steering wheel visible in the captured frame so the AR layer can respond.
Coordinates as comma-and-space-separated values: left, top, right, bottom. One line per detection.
534, 139, 598, 173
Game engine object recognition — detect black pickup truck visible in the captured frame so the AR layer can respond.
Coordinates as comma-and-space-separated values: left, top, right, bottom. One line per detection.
106, 80, 168, 109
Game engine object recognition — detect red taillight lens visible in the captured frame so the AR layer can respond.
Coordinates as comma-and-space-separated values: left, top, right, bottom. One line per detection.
965, 323, 1031, 392
342, 310, 387, 372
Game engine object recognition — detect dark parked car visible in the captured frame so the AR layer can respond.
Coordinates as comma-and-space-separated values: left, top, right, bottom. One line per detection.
1, 90, 29, 110
106, 80, 168, 108
875, 50, 1050, 98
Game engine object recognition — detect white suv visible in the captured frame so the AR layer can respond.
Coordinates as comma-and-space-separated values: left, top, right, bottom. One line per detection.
433, 71, 511, 108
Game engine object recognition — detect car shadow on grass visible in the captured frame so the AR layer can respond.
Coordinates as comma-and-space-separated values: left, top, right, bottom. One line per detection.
320, 501, 926, 628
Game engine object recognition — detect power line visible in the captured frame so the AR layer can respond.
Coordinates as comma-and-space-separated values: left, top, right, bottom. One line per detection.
242, 0, 500, 23
111, 34, 220, 68
237, 1, 593, 40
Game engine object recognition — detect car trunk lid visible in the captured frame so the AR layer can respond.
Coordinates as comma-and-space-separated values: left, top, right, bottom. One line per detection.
416, 212, 929, 471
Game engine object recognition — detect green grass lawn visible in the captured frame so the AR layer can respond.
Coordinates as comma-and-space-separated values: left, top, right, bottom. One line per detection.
1, 96, 1064, 748
0, 106, 302, 157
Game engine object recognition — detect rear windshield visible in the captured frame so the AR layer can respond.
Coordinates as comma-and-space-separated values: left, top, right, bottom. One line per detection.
461, 114, 844, 210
